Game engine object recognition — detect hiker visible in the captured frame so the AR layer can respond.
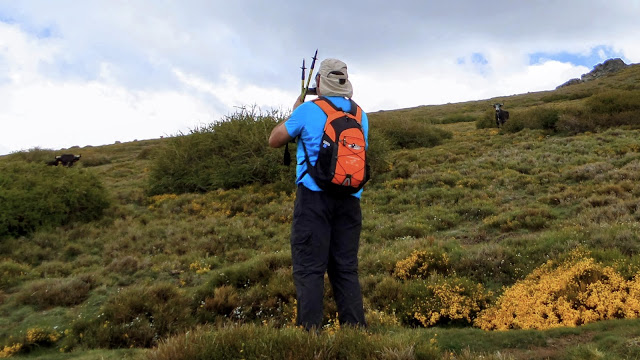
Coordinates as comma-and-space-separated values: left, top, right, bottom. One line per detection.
269, 58, 369, 331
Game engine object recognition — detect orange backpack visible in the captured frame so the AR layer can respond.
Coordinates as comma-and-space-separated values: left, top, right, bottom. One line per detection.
300, 96, 369, 195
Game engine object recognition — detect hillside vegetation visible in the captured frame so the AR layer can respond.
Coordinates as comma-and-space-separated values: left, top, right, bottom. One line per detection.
1, 63, 640, 359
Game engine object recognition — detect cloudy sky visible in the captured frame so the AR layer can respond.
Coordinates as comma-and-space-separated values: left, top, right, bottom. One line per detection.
1, 1, 639, 155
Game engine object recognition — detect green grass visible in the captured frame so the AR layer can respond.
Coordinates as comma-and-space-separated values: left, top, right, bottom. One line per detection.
13, 349, 142, 359
2, 63, 640, 359
142, 319, 640, 360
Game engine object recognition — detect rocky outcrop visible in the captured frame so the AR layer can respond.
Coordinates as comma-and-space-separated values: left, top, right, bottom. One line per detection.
556, 78, 582, 88
581, 58, 628, 81
557, 58, 628, 89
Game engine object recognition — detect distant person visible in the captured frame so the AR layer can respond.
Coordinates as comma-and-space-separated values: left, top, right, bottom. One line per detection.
269, 58, 369, 330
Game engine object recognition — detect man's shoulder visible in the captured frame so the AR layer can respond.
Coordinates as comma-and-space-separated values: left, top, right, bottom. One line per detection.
293, 100, 324, 115
318, 96, 367, 114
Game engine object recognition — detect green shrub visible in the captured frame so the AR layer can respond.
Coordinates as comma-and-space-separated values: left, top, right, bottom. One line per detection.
454, 199, 498, 220
528, 107, 560, 130
16, 275, 95, 309
0, 162, 111, 239
371, 116, 452, 149
105, 256, 140, 275
95, 282, 193, 348
137, 146, 157, 160
370, 277, 404, 310
476, 110, 496, 129
440, 114, 477, 124
3, 147, 58, 164
196, 252, 290, 299
197, 285, 241, 323
146, 108, 295, 195
0, 259, 33, 290
540, 94, 569, 103
366, 127, 393, 181
80, 154, 112, 167
586, 90, 640, 114
501, 116, 526, 133
556, 109, 640, 134
541, 91, 592, 103
563, 162, 614, 182
35, 260, 73, 278
555, 113, 597, 134
453, 244, 523, 286
482, 207, 555, 232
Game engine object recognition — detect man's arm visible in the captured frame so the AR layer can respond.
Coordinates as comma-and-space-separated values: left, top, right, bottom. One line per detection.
269, 121, 293, 148
269, 97, 304, 148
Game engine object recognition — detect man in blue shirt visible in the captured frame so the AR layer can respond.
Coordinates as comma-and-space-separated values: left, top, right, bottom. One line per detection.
269, 58, 368, 330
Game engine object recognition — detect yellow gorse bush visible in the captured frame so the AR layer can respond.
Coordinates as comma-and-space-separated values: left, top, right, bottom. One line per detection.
475, 256, 640, 330
189, 260, 211, 274
25, 327, 59, 344
0, 327, 61, 358
0, 343, 22, 358
413, 278, 492, 327
147, 193, 178, 207
393, 250, 449, 280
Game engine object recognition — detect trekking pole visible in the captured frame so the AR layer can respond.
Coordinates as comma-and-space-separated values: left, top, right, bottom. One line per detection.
300, 58, 306, 96
284, 50, 317, 167
300, 49, 318, 100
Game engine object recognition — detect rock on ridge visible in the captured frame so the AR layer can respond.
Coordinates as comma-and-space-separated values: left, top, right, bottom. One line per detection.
556, 58, 628, 89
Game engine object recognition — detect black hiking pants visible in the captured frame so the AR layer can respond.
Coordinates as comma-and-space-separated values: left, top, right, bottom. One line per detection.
290, 185, 366, 330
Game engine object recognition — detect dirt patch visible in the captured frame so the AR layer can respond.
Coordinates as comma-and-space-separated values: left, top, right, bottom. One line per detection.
501, 332, 596, 360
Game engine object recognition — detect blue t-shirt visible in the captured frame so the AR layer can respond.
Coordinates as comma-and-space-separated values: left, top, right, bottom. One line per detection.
285, 96, 369, 198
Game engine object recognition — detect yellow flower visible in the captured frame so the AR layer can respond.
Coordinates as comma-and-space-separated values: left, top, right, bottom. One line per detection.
475, 256, 640, 330
0, 343, 23, 358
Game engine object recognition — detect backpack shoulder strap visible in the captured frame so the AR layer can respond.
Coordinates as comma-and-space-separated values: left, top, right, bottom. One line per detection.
313, 96, 362, 123
312, 96, 339, 116
348, 99, 363, 123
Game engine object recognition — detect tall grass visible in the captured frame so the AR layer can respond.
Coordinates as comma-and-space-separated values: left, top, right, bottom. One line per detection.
145, 325, 439, 360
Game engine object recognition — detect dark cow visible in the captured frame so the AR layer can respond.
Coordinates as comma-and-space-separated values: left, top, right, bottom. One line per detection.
46, 154, 81, 167
494, 103, 509, 127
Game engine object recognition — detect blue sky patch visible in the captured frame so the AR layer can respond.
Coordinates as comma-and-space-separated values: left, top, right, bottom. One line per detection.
0, 9, 55, 38
471, 53, 488, 65
529, 45, 627, 68
36, 26, 53, 38
0, 12, 15, 24
457, 52, 488, 65
457, 52, 489, 76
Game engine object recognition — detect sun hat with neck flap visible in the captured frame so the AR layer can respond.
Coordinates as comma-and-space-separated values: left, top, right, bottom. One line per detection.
317, 58, 353, 98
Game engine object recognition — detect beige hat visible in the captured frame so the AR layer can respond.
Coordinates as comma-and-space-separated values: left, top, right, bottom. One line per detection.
317, 58, 353, 98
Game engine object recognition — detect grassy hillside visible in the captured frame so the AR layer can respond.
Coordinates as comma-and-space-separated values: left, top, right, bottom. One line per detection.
1, 64, 640, 359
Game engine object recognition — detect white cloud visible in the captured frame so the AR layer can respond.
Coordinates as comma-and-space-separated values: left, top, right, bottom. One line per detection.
173, 69, 296, 113
0, 21, 215, 154
1, 1, 640, 154
352, 56, 588, 111
1, 76, 214, 153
